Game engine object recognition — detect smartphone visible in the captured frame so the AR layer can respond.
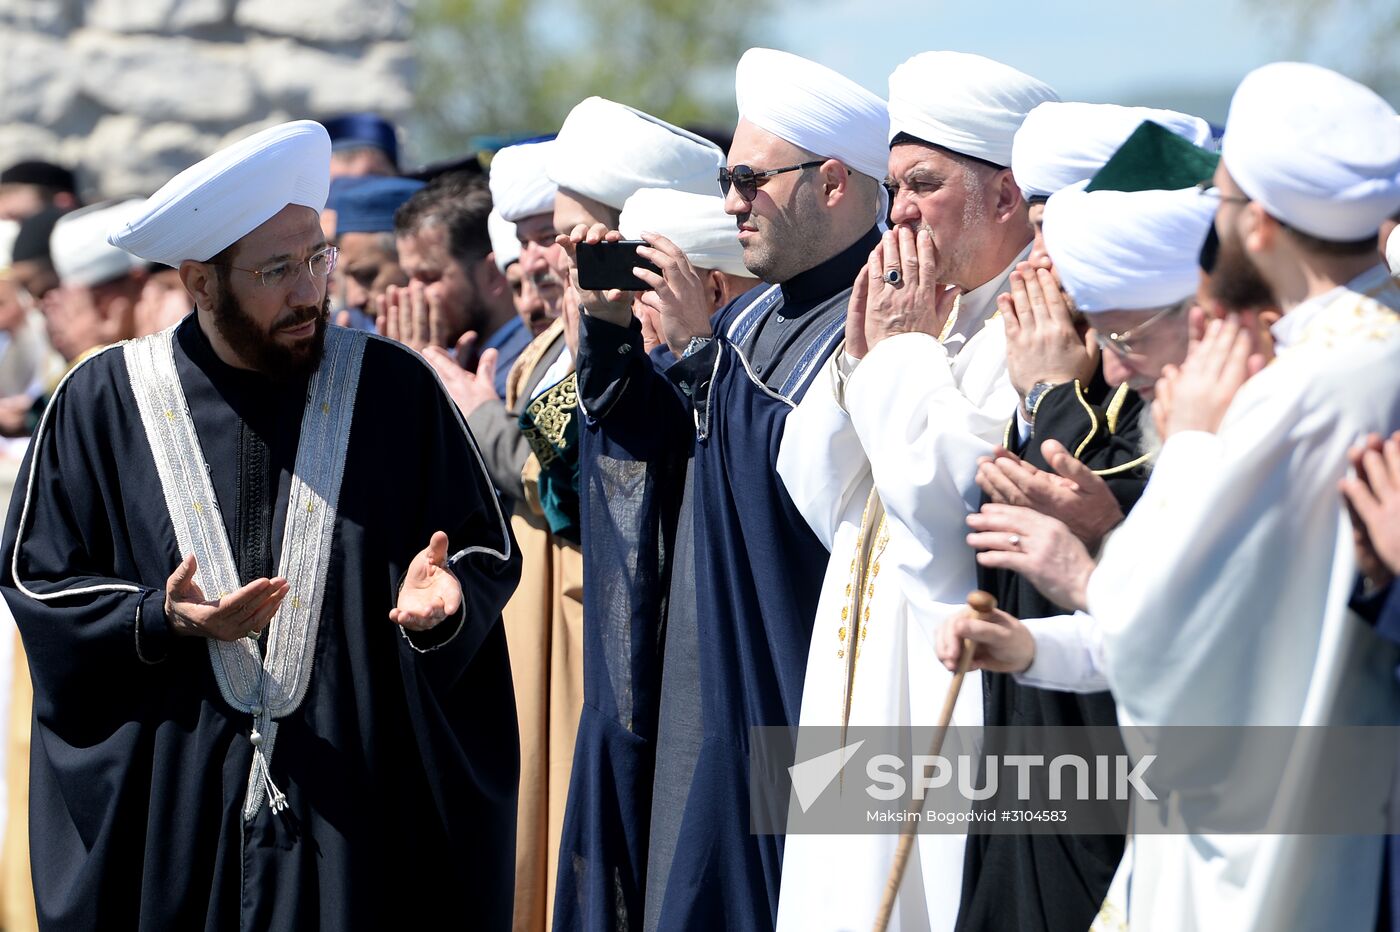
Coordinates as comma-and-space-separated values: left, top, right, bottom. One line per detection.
576, 241, 660, 292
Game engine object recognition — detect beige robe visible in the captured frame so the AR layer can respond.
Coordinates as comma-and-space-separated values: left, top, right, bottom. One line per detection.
501, 321, 585, 932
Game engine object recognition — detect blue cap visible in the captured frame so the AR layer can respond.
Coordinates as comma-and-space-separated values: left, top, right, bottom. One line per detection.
334, 177, 425, 234
326, 175, 375, 214
323, 113, 399, 168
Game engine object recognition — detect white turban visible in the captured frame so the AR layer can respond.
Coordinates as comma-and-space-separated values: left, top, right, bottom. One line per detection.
547, 98, 723, 210
1043, 184, 1214, 313
888, 52, 1059, 168
1388, 225, 1400, 278
1222, 62, 1400, 241
734, 48, 889, 182
109, 120, 331, 266
53, 200, 149, 288
488, 210, 521, 272
619, 188, 751, 278
1013, 102, 1214, 200
488, 140, 558, 223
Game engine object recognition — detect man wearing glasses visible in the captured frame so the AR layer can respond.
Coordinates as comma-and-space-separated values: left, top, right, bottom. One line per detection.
1, 121, 522, 930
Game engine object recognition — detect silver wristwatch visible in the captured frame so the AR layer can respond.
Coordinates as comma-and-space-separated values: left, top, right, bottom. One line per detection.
682, 336, 714, 358
1023, 381, 1061, 422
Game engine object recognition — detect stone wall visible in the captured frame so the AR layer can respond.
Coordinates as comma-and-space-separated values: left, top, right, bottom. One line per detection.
0, 0, 415, 198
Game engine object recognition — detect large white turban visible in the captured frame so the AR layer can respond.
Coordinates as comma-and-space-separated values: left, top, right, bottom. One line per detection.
1013, 102, 1214, 200
109, 120, 331, 266
619, 188, 750, 278
488, 140, 558, 223
488, 210, 521, 272
887, 52, 1058, 168
1222, 62, 1400, 241
547, 98, 723, 210
1043, 184, 1214, 313
53, 200, 149, 287
734, 48, 889, 182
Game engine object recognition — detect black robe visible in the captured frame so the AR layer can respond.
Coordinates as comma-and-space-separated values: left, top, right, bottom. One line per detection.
2, 317, 521, 931
957, 374, 1150, 932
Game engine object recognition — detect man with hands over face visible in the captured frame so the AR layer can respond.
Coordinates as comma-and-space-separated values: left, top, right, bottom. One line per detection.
773, 50, 1059, 932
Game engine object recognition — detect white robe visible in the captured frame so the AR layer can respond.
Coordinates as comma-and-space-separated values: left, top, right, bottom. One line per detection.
774, 259, 1023, 932
1085, 265, 1400, 932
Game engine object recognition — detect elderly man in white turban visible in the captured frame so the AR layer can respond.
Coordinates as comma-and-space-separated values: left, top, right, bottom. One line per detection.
949, 63, 1400, 932
554, 48, 886, 932
0, 120, 523, 930
43, 200, 149, 364
772, 50, 1061, 932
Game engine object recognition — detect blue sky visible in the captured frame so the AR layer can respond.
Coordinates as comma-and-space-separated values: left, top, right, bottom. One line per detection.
768, 0, 1390, 123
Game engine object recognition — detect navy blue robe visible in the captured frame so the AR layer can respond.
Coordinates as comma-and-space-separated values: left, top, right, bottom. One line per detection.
554, 229, 878, 932
2, 317, 521, 931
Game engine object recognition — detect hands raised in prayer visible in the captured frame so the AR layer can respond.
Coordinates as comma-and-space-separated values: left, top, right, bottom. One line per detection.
1000, 260, 1099, 408
965, 504, 1095, 612
631, 232, 715, 357
165, 553, 288, 641
377, 280, 450, 353
555, 225, 635, 328
976, 440, 1124, 552
392, 531, 463, 632
424, 332, 501, 419
936, 602, 1036, 674
1153, 314, 1268, 438
1341, 431, 1400, 590
848, 227, 960, 358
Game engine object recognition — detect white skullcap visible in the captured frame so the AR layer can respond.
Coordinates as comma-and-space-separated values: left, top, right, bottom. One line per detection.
108, 120, 331, 266
1222, 62, 1400, 241
488, 210, 521, 272
1387, 225, 1400, 277
0, 221, 17, 270
888, 51, 1059, 168
547, 98, 723, 210
53, 200, 149, 288
734, 48, 890, 182
1013, 102, 1214, 200
488, 140, 558, 223
1043, 183, 1214, 313
619, 188, 751, 278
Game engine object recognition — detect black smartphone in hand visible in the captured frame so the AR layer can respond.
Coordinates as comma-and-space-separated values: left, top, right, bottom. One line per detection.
576, 241, 660, 292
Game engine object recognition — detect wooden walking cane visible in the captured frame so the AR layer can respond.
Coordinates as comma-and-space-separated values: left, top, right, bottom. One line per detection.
871, 590, 996, 932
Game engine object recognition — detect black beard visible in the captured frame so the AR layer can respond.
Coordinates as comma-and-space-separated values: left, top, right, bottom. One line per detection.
1210, 226, 1276, 312
212, 275, 329, 379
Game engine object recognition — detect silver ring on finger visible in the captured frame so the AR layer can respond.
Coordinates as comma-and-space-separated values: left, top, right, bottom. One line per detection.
883, 268, 902, 285
1008, 534, 1021, 549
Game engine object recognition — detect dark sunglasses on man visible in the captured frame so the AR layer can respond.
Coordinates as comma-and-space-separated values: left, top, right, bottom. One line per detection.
718, 160, 825, 202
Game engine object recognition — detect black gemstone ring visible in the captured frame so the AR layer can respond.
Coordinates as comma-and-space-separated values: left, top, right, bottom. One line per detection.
883, 269, 901, 285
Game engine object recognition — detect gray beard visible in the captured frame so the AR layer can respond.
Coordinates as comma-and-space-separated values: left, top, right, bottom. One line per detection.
1137, 399, 1164, 462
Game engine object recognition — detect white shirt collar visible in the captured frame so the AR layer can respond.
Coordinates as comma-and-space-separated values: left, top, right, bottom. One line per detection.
1271, 263, 1392, 350
943, 243, 1032, 354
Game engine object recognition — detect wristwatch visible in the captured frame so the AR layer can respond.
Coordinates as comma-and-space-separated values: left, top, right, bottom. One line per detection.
682, 336, 714, 358
1023, 380, 1061, 422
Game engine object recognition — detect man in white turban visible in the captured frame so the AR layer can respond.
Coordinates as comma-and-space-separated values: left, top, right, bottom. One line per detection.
44, 200, 148, 363
3, 120, 522, 930
554, 48, 887, 932
947, 62, 1400, 932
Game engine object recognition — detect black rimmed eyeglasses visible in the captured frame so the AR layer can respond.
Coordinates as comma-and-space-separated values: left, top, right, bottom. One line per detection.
719, 160, 825, 201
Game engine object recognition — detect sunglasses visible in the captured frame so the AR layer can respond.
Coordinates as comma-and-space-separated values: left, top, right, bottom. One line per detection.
718, 160, 825, 201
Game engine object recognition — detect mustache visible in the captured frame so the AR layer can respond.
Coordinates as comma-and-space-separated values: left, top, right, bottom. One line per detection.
272, 300, 329, 331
